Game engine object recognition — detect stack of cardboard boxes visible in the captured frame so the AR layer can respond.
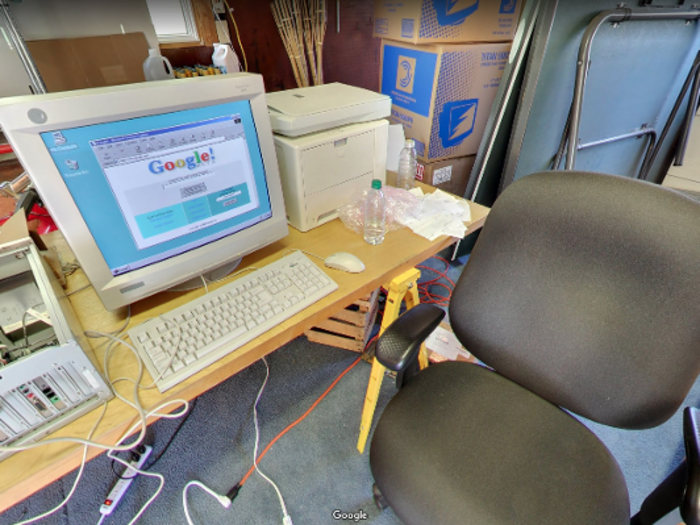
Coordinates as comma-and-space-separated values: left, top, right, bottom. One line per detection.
375, 0, 522, 196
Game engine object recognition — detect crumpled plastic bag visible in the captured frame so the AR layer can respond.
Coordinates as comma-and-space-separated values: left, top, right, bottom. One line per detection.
338, 186, 420, 234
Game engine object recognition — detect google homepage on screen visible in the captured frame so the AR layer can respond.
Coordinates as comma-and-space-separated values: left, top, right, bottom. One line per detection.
41, 101, 272, 276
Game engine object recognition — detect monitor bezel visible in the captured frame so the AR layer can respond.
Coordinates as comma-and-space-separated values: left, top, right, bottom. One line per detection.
0, 74, 289, 311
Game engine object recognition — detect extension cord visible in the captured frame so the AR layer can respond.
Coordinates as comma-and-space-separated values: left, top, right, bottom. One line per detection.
99, 445, 153, 516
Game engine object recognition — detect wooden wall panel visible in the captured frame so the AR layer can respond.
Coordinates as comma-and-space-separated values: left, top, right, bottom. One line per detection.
163, 1, 380, 93
323, 0, 380, 92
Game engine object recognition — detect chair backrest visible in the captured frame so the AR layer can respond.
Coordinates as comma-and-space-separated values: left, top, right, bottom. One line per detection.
450, 171, 700, 430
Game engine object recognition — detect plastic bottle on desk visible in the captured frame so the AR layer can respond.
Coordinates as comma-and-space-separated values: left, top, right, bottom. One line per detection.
397, 139, 417, 190
143, 49, 174, 81
364, 179, 387, 245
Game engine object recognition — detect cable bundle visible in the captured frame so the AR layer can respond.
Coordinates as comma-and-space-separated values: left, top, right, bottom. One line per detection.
417, 256, 456, 307
271, 0, 327, 87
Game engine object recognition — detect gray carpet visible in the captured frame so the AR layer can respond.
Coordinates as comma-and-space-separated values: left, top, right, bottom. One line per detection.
0, 255, 697, 524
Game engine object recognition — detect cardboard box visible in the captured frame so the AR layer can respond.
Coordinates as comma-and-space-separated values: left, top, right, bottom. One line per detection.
26, 33, 150, 93
373, 0, 522, 44
416, 155, 475, 197
380, 39, 509, 162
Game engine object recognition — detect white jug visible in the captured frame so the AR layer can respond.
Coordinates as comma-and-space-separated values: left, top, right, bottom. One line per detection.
212, 43, 241, 74
143, 49, 174, 81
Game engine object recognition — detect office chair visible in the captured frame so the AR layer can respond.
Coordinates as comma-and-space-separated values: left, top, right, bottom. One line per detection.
369, 171, 700, 525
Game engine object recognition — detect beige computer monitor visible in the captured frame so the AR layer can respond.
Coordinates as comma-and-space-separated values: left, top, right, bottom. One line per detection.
0, 74, 288, 310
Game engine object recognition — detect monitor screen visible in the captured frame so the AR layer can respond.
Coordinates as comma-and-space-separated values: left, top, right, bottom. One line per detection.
0, 74, 288, 310
40, 101, 272, 277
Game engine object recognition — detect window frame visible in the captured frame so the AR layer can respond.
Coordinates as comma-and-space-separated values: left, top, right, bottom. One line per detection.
147, 0, 218, 49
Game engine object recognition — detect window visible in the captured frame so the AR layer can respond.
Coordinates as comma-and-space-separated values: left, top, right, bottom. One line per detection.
146, 0, 217, 46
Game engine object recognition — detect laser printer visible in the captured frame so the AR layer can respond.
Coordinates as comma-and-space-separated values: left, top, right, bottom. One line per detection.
267, 83, 391, 232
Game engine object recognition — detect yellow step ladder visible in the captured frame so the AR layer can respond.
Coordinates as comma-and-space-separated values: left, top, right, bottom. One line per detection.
357, 267, 430, 454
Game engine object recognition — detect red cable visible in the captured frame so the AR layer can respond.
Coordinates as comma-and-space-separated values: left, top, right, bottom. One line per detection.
236, 259, 456, 486
239, 354, 363, 486
417, 256, 455, 306
0, 144, 12, 155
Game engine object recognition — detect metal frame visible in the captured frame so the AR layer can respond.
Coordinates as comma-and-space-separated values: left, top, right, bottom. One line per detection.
466, 0, 542, 202
554, 126, 658, 178
566, 7, 700, 170
498, 0, 560, 194
0, 1, 45, 95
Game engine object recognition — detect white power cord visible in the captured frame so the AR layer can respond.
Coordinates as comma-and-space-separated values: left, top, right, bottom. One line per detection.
283, 249, 325, 262
0, 326, 188, 524
4, 271, 309, 524
179, 357, 293, 525
14, 402, 107, 525
182, 480, 232, 525
105, 398, 189, 525
199, 275, 209, 294
253, 357, 293, 525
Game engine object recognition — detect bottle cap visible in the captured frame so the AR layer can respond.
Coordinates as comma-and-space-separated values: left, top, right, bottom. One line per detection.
405, 139, 415, 148
371, 179, 382, 190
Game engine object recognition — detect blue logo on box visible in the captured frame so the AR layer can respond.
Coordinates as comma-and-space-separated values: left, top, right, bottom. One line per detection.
381, 44, 438, 118
399, 61, 412, 88
397, 56, 415, 92
439, 99, 478, 148
499, 0, 516, 14
433, 0, 479, 26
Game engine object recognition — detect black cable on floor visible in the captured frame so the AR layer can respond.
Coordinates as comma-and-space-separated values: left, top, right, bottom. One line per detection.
109, 397, 198, 479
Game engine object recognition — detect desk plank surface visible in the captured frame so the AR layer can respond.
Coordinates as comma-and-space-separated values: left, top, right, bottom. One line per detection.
0, 195, 488, 513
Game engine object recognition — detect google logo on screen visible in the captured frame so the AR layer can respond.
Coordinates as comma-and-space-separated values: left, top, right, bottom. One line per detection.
148, 147, 215, 174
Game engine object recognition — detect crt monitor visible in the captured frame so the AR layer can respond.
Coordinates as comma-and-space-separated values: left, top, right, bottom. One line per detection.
0, 74, 289, 311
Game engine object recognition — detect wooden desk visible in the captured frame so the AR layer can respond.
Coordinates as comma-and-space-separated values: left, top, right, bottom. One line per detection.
0, 195, 488, 513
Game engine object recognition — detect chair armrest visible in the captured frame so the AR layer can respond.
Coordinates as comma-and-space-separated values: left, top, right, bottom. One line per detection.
375, 303, 445, 372
682, 407, 700, 525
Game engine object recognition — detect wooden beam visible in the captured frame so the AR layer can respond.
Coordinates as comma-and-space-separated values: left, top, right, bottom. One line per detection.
191, 0, 218, 47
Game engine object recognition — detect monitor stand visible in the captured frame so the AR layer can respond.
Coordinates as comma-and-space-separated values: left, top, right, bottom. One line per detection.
168, 258, 242, 292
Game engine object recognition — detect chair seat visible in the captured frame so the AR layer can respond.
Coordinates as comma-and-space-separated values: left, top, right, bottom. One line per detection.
370, 361, 630, 525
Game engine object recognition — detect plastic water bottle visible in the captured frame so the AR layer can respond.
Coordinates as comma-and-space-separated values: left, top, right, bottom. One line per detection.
364, 179, 386, 245
143, 49, 174, 81
397, 139, 417, 190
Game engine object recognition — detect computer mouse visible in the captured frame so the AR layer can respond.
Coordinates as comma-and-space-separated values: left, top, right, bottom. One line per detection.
324, 252, 365, 273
